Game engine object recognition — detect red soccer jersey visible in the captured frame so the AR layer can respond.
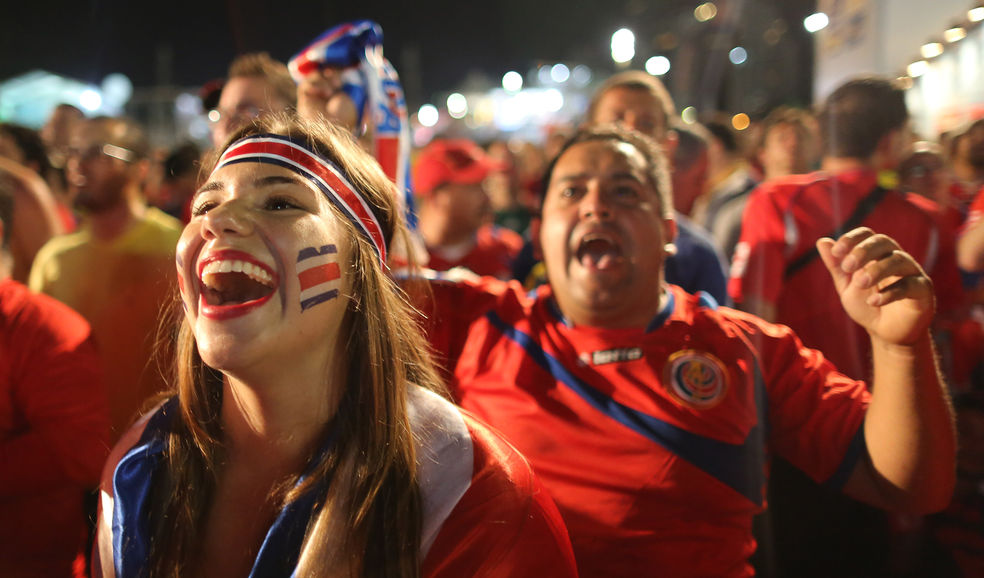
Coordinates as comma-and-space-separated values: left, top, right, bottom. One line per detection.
426, 224, 523, 280
425, 278, 870, 578
964, 185, 984, 232
0, 279, 109, 576
729, 169, 950, 380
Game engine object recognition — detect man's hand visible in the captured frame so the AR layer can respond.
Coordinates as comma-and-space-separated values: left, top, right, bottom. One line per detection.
817, 227, 935, 347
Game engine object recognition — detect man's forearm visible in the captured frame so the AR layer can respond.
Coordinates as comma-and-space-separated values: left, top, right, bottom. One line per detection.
862, 333, 956, 512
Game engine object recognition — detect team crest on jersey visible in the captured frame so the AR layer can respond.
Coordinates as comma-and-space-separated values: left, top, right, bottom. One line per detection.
665, 350, 729, 409
579, 347, 643, 366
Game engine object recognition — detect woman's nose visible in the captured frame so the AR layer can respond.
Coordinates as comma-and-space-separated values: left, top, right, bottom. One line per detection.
201, 201, 253, 239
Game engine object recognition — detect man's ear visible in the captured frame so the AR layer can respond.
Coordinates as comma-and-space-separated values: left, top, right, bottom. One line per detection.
661, 129, 679, 163
531, 216, 543, 261
133, 158, 151, 183
874, 127, 906, 170
663, 215, 678, 256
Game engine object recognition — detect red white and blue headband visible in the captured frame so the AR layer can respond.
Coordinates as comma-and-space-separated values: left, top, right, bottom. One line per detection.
213, 134, 387, 264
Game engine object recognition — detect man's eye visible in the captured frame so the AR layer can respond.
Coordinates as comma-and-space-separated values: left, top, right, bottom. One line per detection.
613, 185, 640, 199
559, 186, 580, 199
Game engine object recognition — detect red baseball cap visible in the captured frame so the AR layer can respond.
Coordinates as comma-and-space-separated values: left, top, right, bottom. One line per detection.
413, 139, 504, 196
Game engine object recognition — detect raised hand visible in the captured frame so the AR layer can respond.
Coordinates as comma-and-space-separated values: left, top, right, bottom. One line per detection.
817, 227, 935, 347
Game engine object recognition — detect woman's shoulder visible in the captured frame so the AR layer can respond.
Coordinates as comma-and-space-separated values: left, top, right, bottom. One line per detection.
100, 399, 172, 494
408, 386, 577, 576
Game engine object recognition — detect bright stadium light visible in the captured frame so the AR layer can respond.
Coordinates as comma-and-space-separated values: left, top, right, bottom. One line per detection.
417, 104, 439, 127
611, 28, 636, 64
502, 71, 524, 92
803, 12, 829, 33
646, 56, 671, 76
447, 93, 468, 119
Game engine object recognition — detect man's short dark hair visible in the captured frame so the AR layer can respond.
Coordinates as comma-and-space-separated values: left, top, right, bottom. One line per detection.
227, 52, 297, 108
163, 142, 201, 182
703, 114, 741, 155
540, 124, 673, 219
672, 122, 710, 171
818, 76, 908, 160
0, 123, 51, 176
756, 107, 813, 151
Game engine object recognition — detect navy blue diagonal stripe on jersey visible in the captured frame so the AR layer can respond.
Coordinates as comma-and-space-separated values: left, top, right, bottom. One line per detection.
824, 421, 867, 490
486, 311, 767, 505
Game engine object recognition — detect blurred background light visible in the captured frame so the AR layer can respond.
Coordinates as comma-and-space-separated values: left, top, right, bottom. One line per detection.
550, 63, 570, 83
447, 93, 468, 119
729, 47, 748, 65
645, 56, 671, 76
79, 88, 102, 112
803, 12, 829, 33
417, 104, 439, 127
502, 71, 523, 93
611, 28, 636, 64
694, 3, 718, 23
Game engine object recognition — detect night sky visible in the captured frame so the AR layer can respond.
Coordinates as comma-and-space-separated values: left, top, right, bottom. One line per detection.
2, 0, 817, 111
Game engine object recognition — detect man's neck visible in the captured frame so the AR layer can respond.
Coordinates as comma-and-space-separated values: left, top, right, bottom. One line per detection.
87, 194, 146, 241
820, 156, 873, 174
556, 285, 670, 330
418, 208, 478, 250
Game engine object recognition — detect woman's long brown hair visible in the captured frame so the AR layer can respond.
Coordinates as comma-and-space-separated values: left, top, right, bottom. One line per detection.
145, 113, 445, 577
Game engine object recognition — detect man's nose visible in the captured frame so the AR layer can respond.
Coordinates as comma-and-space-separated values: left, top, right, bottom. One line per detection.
578, 187, 612, 220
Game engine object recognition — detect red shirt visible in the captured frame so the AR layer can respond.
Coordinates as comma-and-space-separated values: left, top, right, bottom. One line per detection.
425, 279, 869, 577
0, 279, 109, 576
729, 169, 952, 380
964, 185, 984, 232
427, 224, 523, 280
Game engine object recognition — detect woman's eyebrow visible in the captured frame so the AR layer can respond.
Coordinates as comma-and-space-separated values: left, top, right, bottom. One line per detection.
254, 174, 305, 188
193, 180, 224, 198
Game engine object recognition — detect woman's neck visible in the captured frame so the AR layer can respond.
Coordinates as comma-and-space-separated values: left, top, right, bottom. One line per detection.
219, 361, 343, 472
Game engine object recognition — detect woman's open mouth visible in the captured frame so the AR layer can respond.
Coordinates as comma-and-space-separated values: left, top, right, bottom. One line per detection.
197, 251, 278, 320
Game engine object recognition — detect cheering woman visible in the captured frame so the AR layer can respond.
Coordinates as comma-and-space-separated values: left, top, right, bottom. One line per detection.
92, 114, 577, 578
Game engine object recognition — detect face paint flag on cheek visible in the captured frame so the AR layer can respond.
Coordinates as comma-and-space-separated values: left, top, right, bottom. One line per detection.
289, 20, 419, 232
297, 244, 341, 311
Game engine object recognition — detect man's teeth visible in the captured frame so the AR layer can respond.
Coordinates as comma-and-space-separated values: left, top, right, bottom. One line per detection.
200, 259, 274, 286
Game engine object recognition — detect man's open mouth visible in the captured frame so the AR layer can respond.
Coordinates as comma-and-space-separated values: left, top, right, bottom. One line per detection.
576, 233, 622, 270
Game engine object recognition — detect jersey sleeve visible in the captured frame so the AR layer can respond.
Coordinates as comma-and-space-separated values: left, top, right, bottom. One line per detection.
751, 317, 871, 487
422, 413, 578, 578
728, 185, 787, 306
421, 276, 520, 379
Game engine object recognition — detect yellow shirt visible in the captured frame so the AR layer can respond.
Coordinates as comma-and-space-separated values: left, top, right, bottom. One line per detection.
29, 208, 183, 438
